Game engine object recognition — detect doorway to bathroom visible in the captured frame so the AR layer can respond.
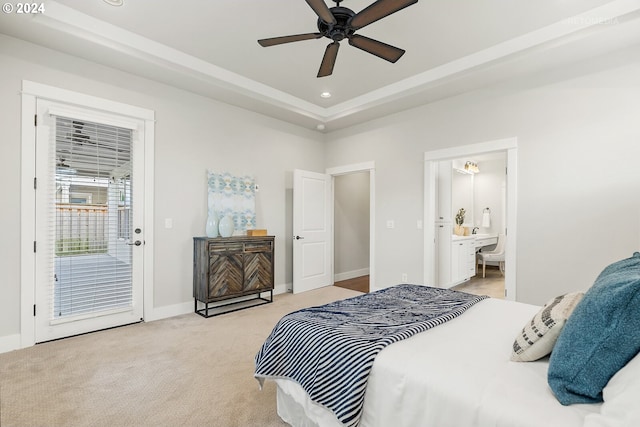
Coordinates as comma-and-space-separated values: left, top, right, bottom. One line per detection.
449, 152, 506, 298
423, 138, 517, 301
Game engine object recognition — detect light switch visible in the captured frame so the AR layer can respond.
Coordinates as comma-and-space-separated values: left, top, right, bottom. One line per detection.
417, 220, 423, 229
386, 220, 395, 229
164, 218, 173, 229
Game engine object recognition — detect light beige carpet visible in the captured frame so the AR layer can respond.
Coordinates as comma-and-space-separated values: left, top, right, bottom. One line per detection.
0, 286, 361, 427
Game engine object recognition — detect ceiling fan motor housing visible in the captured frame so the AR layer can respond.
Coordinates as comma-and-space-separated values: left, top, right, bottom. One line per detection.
317, 7, 355, 41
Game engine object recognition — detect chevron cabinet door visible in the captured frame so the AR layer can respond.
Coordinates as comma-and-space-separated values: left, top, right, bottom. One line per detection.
208, 252, 244, 297
244, 252, 273, 292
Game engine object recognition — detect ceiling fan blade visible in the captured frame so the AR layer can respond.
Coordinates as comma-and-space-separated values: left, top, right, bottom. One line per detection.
258, 33, 323, 47
348, 34, 405, 63
317, 42, 340, 78
305, 0, 337, 25
349, 0, 418, 30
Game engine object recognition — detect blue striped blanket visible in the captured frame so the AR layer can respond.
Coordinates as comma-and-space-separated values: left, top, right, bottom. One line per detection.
254, 284, 488, 426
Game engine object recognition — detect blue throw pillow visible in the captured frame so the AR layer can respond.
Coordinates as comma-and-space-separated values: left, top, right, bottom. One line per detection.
548, 252, 640, 405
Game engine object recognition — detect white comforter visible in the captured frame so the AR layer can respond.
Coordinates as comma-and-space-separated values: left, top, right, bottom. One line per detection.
276, 298, 602, 427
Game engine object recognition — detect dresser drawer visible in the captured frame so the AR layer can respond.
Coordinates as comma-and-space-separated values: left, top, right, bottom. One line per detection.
209, 242, 243, 253
244, 241, 273, 253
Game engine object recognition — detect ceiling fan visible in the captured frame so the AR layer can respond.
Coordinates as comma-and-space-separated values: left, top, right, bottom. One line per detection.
258, 0, 418, 78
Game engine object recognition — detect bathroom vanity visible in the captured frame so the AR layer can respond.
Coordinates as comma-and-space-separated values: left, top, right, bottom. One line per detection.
444, 234, 498, 287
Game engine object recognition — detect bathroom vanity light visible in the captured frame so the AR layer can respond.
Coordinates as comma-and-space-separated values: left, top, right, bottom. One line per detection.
464, 161, 479, 174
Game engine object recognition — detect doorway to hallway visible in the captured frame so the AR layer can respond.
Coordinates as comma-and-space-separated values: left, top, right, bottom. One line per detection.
334, 171, 370, 293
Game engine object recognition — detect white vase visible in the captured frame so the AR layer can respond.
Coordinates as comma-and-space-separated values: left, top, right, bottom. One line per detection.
205, 210, 219, 238
218, 215, 235, 238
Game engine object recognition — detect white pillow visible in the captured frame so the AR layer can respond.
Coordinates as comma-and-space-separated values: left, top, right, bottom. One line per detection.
583, 352, 640, 427
510, 292, 583, 362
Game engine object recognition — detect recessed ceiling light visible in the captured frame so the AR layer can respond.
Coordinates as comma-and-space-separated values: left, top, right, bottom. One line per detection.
316, 124, 326, 131
320, 92, 331, 98
103, 0, 123, 6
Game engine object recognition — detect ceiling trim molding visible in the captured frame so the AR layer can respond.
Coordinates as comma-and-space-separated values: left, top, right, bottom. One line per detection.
323, 0, 640, 122
33, 1, 326, 120
23, 0, 640, 128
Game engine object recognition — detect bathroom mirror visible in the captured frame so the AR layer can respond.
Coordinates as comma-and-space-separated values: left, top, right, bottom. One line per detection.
451, 160, 474, 227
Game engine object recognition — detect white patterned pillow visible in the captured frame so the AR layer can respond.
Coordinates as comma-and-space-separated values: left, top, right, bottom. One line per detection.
511, 292, 583, 362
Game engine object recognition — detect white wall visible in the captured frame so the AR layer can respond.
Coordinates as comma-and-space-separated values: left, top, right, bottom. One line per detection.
474, 157, 506, 236
325, 45, 640, 304
0, 35, 324, 344
334, 173, 370, 280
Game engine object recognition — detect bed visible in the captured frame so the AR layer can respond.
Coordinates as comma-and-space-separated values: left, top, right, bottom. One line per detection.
255, 253, 640, 427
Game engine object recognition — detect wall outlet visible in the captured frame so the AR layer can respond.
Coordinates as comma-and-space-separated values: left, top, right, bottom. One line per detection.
164, 218, 173, 229
401, 273, 408, 282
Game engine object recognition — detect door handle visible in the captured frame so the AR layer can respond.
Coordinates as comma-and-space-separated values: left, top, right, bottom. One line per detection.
294, 236, 305, 240
127, 240, 142, 246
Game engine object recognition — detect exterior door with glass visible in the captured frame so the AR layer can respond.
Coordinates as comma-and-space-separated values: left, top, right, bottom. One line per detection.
34, 99, 145, 342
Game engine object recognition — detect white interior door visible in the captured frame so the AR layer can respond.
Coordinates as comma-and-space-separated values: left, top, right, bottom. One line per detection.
34, 99, 145, 342
293, 169, 333, 294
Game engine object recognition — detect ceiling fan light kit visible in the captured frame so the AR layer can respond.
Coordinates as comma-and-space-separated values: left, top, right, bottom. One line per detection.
258, 0, 418, 78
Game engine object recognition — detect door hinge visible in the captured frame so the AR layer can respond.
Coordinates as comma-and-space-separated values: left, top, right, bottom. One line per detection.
34, 114, 37, 126
34, 177, 37, 190
504, 289, 508, 297
33, 304, 36, 316
33, 241, 36, 252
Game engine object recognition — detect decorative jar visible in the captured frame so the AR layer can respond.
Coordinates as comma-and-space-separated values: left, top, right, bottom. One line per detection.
205, 210, 219, 238
218, 215, 235, 238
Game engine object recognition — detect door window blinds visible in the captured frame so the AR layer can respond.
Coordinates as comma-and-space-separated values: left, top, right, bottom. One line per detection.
51, 115, 134, 319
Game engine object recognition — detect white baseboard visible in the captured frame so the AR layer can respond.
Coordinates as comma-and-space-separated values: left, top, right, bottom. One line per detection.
334, 268, 370, 283
0, 333, 21, 354
146, 284, 290, 322
275, 283, 289, 295
146, 301, 193, 322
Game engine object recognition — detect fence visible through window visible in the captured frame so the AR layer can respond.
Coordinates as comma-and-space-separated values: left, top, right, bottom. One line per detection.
53, 115, 134, 319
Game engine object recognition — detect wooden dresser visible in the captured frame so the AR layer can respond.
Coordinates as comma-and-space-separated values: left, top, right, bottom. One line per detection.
193, 235, 274, 317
